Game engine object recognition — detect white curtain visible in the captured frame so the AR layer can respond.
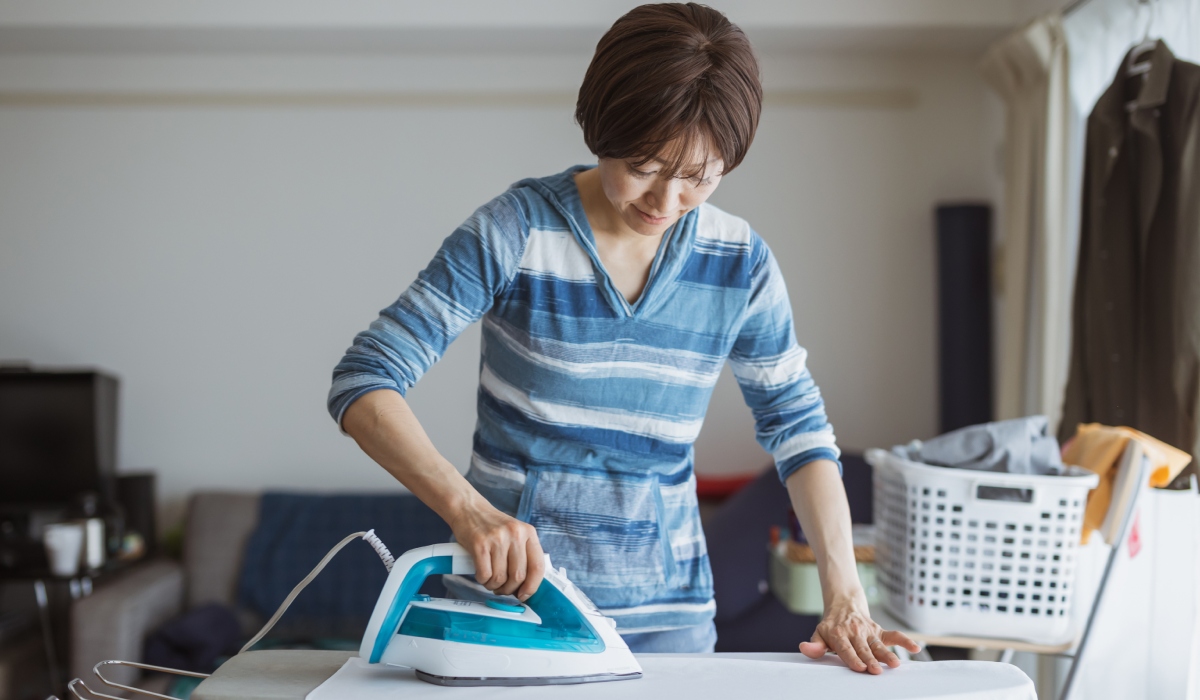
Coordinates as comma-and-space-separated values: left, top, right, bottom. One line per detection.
983, 0, 1200, 427
979, 14, 1072, 425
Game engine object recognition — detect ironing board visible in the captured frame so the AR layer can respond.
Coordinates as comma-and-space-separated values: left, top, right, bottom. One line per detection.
188, 650, 1035, 700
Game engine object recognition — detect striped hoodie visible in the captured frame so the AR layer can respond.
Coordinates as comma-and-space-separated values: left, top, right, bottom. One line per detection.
328, 165, 840, 633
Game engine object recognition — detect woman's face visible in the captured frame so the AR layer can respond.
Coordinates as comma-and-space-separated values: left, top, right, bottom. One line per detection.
596, 146, 724, 237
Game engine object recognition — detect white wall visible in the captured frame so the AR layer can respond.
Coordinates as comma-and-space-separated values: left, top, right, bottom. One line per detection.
0, 41, 1004, 526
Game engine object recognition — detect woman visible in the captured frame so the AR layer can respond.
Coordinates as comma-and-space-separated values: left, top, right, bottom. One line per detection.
329, 2, 918, 670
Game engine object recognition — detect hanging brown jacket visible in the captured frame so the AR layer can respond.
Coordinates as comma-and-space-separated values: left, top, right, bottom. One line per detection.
1059, 40, 1200, 486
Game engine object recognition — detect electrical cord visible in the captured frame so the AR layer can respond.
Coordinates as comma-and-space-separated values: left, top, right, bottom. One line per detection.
238, 529, 394, 654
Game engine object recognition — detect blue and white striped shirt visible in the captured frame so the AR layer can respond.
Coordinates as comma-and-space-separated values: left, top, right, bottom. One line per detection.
329, 165, 840, 632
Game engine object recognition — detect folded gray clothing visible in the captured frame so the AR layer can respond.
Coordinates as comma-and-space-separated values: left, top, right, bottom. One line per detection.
894, 416, 1065, 476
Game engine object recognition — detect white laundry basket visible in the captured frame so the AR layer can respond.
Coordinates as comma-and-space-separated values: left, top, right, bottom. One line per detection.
865, 448, 1099, 643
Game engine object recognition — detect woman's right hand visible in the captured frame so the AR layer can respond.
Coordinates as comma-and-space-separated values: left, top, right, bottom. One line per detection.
449, 497, 545, 602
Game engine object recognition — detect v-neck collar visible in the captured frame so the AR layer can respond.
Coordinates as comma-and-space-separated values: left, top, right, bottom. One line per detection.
517, 165, 697, 319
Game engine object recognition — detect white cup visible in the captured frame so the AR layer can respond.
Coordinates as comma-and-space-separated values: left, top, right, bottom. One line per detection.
43, 522, 85, 577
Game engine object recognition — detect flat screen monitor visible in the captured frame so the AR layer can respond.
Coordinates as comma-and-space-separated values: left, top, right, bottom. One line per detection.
0, 370, 118, 507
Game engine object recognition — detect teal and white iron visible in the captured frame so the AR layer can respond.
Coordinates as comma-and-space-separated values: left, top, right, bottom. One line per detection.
360, 542, 643, 686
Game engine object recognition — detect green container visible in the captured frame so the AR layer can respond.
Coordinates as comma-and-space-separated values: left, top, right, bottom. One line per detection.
768, 545, 880, 615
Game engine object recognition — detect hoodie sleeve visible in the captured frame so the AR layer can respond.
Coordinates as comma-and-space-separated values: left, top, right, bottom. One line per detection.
728, 234, 841, 482
327, 192, 528, 430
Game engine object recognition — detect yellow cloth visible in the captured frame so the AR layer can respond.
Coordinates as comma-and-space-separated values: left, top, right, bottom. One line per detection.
1063, 423, 1193, 543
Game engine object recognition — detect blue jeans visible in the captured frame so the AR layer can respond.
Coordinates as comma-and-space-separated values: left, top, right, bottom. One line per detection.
621, 621, 717, 653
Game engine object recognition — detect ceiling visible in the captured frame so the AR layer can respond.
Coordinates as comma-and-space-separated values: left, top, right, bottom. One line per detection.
0, 0, 1076, 56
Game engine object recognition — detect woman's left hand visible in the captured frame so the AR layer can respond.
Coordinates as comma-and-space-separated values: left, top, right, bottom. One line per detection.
799, 596, 921, 674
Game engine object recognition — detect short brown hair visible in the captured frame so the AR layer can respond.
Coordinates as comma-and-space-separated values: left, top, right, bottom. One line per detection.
575, 3, 762, 178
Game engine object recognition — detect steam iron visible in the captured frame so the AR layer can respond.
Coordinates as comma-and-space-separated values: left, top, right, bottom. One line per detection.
360, 542, 643, 686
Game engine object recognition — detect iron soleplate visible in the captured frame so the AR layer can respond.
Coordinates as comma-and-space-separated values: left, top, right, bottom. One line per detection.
415, 670, 643, 687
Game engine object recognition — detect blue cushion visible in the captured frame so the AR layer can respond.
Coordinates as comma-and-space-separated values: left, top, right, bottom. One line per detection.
237, 492, 451, 639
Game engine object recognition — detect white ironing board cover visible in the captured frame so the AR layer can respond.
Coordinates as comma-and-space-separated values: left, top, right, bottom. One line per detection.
307, 655, 1035, 700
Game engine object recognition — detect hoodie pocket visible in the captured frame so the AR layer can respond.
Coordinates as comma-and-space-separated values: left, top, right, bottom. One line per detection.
517, 468, 672, 593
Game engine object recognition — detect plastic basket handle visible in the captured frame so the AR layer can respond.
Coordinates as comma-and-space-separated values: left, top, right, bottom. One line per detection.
970, 481, 1035, 504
